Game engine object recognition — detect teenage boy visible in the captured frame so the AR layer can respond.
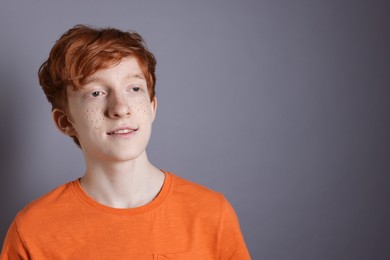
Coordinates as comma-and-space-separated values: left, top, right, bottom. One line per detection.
1, 25, 250, 259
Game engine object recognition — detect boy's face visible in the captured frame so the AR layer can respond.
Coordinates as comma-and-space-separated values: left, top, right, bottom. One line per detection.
54, 56, 157, 163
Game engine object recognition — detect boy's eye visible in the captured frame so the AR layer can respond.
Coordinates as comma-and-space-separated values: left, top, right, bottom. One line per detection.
132, 87, 141, 92
91, 91, 103, 97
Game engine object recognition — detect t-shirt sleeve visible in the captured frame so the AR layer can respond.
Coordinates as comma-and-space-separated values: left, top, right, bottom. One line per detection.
1, 217, 30, 260
217, 197, 251, 259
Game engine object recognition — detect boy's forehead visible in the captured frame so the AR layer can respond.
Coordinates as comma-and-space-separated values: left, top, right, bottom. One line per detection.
81, 73, 145, 87
82, 57, 146, 84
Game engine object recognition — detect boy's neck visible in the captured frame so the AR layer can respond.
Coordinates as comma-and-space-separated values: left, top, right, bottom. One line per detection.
79, 152, 165, 209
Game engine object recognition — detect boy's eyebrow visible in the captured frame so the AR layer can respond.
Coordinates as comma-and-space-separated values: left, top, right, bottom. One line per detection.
126, 73, 145, 79
128, 72, 145, 80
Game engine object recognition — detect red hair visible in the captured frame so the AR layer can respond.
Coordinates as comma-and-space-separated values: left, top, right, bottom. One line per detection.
38, 24, 157, 111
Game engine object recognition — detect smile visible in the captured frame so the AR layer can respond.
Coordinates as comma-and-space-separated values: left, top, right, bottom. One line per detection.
107, 128, 137, 135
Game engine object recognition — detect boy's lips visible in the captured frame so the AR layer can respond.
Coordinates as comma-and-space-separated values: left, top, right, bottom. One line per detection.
107, 127, 138, 135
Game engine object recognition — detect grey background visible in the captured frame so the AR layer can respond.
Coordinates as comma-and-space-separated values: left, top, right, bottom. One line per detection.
1, 0, 389, 259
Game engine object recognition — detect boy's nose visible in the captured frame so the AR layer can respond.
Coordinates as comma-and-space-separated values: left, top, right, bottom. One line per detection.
108, 94, 131, 118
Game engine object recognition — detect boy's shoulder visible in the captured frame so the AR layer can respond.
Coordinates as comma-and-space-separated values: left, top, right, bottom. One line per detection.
170, 173, 220, 194
169, 172, 226, 208
15, 180, 76, 225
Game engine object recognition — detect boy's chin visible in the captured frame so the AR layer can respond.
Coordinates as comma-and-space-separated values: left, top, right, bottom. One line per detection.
106, 151, 146, 162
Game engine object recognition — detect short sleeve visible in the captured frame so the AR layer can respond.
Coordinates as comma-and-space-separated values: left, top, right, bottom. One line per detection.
1, 217, 30, 260
217, 197, 251, 259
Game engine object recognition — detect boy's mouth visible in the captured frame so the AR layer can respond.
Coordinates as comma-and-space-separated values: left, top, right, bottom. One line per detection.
107, 128, 137, 135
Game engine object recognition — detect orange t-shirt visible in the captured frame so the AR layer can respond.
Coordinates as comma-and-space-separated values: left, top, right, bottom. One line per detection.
1, 172, 250, 259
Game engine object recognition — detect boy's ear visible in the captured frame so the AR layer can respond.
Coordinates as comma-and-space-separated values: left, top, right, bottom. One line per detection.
52, 108, 77, 137
150, 97, 157, 122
